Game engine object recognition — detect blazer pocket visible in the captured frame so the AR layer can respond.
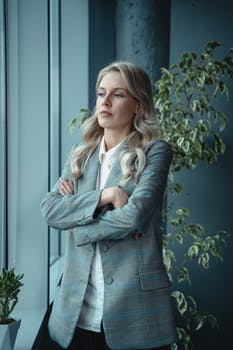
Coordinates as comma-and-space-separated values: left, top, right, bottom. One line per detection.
56, 273, 63, 287
138, 266, 170, 291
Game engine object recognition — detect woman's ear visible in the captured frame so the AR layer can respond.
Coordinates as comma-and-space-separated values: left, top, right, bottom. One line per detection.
135, 102, 140, 114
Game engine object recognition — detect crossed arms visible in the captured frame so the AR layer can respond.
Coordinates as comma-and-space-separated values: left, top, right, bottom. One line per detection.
40, 141, 172, 245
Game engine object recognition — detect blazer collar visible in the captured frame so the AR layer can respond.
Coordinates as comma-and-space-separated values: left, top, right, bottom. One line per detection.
84, 140, 124, 190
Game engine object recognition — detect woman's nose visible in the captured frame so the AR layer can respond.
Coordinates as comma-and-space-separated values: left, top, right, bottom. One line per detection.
102, 94, 111, 105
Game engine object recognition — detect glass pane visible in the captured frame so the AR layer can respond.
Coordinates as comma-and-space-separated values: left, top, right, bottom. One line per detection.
0, 0, 7, 270
49, 0, 61, 268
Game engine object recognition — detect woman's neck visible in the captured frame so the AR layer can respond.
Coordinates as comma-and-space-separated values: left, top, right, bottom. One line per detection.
103, 131, 128, 151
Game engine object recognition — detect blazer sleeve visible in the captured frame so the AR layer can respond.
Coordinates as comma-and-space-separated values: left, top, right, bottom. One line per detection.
40, 147, 103, 230
74, 140, 173, 246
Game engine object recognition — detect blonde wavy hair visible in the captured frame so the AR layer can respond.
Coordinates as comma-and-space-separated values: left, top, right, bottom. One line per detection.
70, 61, 162, 184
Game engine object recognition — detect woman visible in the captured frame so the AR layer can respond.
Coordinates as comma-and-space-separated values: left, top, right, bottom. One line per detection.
41, 61, 177, 350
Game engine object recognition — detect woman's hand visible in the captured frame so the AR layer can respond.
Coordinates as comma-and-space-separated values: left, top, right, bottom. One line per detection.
98, 187, 143, 240
134, 232, 143, 240
59, 179, 74, 196
99, 187, 128, 209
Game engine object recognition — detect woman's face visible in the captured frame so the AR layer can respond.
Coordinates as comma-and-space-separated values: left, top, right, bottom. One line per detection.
96, 72, 139, 137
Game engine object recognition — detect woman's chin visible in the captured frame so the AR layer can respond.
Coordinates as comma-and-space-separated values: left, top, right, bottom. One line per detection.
98, 118, 114, 129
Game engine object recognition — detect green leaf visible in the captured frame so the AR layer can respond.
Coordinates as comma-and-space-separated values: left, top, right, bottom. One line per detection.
206, 41, 221, 50
69, 108, 91, 133
208, 314, 219, 330
176, 207, 190, 217
172, 291, 188, 315
182, 140, 191, 153
187, 295, 197, 308
175, 234, 183, 245
193, 140, 202, 156
187, 245, 199, 258
170, 218, 182, 227
69, 117, 78, 133
171, 343, 178, 350
176, 327, 191, 350
195, 318, 204, 330
173, 183, 182, 194
177, 267, 191, 284
198, 252, 210, 269
177, 137, 184, 148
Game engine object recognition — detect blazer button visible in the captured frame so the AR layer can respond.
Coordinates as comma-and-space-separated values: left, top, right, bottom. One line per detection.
86, 245, 93, 252
104, 276, 113, 285
101, 243, 109, 252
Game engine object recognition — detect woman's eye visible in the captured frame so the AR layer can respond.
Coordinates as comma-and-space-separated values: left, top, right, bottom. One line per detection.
114, 93, 124, 98
97, 91, 124, 98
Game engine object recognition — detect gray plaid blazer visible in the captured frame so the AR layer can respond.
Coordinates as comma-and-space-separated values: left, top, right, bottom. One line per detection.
41, 140, 177, 349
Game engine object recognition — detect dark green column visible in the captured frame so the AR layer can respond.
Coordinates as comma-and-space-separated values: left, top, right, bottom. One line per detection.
116, 0, 171, 86
88, 0, 116, 108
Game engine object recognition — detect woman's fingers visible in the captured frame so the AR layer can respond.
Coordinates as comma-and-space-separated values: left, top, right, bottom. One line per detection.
99, 187, 128, 208
112, 187, 128, 208
59, 179, 74, 196
133, 232, 144, 240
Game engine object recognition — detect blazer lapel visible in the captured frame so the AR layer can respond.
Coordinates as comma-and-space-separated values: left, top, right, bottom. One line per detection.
104, 147, 136, 196
104, 159, 122, 188
76, 144, 100, 193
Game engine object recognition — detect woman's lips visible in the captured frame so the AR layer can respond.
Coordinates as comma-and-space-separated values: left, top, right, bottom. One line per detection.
100, 111, 112, 116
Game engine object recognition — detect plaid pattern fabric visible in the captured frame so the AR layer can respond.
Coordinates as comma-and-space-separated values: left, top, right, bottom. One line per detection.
41, 140, 177, 349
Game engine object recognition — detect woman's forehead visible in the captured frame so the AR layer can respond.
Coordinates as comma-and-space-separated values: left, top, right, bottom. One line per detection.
98, 71, 127, 89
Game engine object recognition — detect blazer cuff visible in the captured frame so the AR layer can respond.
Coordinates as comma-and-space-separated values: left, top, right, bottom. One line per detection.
78, 190, 103, 225
74, 225, 92, 246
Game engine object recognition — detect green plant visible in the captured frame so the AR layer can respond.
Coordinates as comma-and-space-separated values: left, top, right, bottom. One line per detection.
0, 268, 24, 324
70, 108, 91, 131
154, 41, 233, 349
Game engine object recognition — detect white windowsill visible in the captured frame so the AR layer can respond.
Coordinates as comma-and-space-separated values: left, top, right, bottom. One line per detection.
12, 258, 63, 349
13, 308, 46, 350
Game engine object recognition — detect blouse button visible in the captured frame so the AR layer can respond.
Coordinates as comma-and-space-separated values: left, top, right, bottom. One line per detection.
104, 276, 113, 285
101, 243, 109, 252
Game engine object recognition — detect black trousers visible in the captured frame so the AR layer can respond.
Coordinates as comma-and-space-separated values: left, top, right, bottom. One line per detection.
32, 303, 171, 350
46, 325, 171, 350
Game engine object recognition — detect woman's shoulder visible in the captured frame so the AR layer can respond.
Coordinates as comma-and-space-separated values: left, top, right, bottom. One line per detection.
146, 139, 173, 155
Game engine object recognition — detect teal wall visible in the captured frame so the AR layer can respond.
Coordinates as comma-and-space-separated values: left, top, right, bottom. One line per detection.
170, 0, 233, 348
